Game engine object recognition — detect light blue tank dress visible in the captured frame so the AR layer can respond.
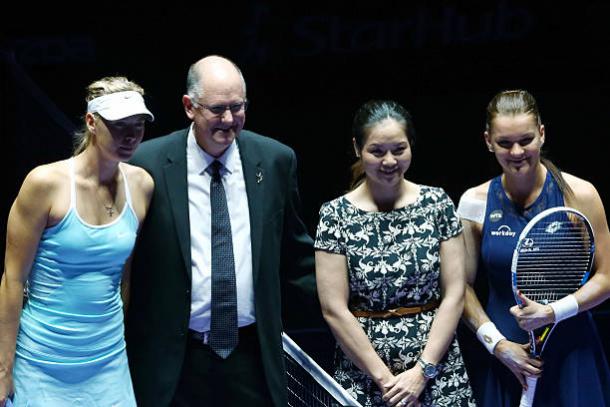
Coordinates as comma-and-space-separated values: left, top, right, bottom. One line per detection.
12, 158, 138, 407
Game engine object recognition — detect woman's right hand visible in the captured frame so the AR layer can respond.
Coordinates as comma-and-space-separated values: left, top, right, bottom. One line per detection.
493, 339, 543, 388
0, 370, 14, 407
376, 366, 426, 407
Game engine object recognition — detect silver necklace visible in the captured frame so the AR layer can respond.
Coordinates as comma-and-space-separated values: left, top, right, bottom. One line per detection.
103, 203, 116, 217
97, 183, 118, 217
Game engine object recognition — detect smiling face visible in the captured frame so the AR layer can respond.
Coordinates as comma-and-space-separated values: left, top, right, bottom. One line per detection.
485, 113, 545, 176
358, 118, 412, 188
183, 58, 247, 157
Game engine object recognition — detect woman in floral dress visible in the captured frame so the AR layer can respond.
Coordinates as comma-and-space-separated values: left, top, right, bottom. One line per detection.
315, 100, 475, 407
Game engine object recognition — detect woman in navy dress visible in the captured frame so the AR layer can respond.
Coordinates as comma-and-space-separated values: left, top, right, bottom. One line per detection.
457, 89, 610, 406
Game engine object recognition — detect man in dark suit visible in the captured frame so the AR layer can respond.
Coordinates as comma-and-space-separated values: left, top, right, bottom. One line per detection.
125, 55, 316, 406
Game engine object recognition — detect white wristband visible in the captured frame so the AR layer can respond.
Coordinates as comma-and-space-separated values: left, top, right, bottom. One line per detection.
476, 321, 506, 354
550, 294, 579, 323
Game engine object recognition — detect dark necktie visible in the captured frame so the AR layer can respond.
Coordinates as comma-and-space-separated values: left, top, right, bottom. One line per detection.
207, 160, 238, 359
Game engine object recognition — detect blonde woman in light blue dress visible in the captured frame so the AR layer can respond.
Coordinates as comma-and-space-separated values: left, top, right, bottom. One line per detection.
0, 76, 154, 407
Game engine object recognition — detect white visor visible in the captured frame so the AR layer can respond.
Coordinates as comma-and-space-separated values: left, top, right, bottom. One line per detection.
87, 91, 154, 122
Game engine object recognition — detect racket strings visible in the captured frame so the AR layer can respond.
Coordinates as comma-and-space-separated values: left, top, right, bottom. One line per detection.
516, 218, 594, 304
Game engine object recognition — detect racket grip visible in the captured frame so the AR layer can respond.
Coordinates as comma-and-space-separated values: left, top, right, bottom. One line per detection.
519, 376, 538, 407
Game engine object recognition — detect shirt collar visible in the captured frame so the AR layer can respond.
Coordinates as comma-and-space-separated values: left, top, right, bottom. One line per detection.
187, 124, 240, 175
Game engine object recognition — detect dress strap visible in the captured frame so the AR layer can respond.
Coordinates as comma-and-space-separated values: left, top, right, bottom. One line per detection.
68, 157, 76, 210
118, 163, 134, 210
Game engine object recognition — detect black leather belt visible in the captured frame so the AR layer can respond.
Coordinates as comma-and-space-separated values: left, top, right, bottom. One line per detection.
189, 329, 210, 344
188, 323, 257, 345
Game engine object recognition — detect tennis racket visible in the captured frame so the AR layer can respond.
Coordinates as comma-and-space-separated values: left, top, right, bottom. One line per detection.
511, 206, 595, 407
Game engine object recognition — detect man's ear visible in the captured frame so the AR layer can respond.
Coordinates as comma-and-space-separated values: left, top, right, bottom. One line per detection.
183, 95, 196, 120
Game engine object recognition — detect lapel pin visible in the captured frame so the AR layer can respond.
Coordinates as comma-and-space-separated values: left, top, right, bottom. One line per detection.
256, 169, 263, 184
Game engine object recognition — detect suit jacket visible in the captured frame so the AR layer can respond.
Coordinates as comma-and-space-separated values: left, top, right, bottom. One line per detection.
125, 128, 315, 406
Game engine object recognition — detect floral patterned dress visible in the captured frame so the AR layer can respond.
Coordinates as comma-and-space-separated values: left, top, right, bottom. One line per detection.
315, 186, 475, 407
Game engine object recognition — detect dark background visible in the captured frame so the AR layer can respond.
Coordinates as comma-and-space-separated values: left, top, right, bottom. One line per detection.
2, 0, 610, 370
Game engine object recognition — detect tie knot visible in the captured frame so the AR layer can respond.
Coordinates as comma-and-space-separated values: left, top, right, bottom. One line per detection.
207, 160, 223, 180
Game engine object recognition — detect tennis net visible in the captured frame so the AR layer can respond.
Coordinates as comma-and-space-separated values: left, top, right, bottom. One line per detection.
282, 333, 362, 407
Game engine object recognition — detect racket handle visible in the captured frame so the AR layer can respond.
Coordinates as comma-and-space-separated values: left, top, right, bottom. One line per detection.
519, 376, 538, 407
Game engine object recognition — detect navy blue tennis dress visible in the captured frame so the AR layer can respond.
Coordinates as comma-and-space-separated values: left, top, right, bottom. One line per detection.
472, 171, 610, 406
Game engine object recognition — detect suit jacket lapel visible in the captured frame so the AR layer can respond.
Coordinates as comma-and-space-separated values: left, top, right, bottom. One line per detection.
163, 130, 192, 277
237, 134, 264, 286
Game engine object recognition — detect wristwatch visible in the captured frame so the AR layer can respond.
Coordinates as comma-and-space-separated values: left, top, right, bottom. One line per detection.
417, 357, 440, 379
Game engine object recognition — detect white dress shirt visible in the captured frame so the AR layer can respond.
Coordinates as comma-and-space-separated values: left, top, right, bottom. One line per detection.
186, 126, 255, 332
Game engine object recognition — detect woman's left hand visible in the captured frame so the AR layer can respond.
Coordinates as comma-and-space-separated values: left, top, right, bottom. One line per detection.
381, 366, 426, 407
510, 291, 555, 331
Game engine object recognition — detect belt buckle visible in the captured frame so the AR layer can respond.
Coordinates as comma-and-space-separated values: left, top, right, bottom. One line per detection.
191, 330, 210, 345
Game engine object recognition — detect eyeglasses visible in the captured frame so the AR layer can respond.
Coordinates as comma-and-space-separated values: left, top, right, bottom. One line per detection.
191, 99, 249, 116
